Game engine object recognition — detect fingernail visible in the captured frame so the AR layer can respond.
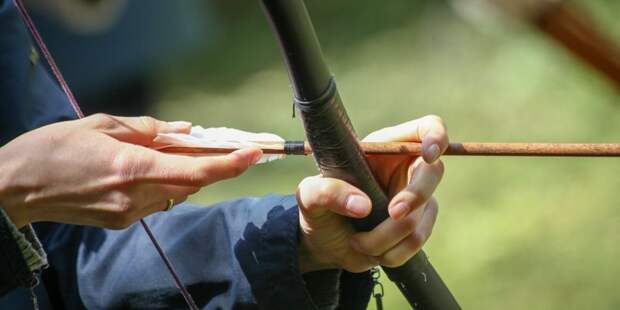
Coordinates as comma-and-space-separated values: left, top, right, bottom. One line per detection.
390, 202, 410, 220
168, 121, 192, 129
424, 144, 441, 163
346, 195, 371, 217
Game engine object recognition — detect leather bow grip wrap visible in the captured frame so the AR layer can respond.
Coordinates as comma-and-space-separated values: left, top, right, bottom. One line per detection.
260, 0, 460, 308
293, 79, 391, 228
295, 79, 459, 310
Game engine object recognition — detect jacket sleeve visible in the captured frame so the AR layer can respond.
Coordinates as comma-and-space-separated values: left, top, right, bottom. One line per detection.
0, 0, 80, 300
0, 208, 47, 297
0, 2, 373, 307
33, 194, 372, 309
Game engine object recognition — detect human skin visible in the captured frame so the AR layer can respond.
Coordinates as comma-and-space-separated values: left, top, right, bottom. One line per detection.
0, 114, 263, 229
0, 113, 447, 274
297, 115, 447, 272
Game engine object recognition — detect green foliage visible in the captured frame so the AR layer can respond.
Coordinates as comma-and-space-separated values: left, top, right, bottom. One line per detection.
153, 1, 620, 308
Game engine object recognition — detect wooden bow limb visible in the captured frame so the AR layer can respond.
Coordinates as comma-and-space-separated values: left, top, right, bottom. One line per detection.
159, 142, 620, 157
534, 2, 620, 89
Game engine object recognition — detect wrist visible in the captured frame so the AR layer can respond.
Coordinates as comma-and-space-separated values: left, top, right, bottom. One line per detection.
0, 148, 30, 229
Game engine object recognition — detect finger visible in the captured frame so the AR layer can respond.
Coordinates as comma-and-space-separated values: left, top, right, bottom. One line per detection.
363, 115, 448, 163
153, 195, 189, 214
101, 185, 197, 228
136, 184, 199, 217
125, 197, 190, 225
297, 176, 372, 219
349, 203, 425, 257
128, 184, 201, 210
115, 146, 263, 187
388, 158, 444, 220
86, 113, 192, 145
378, 197, 438, 267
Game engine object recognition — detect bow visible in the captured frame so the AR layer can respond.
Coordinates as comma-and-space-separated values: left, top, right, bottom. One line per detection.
453, 0, 620, 90
260, 1, 460, 309
16, 0, 620, 308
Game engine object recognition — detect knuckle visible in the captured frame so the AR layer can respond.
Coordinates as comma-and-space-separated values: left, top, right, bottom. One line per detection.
139, 115, 157, 127
355, 237, 383, 257
88, 113, 111, 123
111, 147, 149, 184
297, 176, 316, 192
88, 113, 115, 129
139, 116, 159, 137
297, 176, 345, 212
296, 176, 321, 211
99, 193, 137, 229
300, 179, 335, 210
316, 181, 338, 206
415, 188, 431, 204
113, 193, 133, 215
407, 188, 430, 207
378, 253, 402, 268
406, 232, 426, 252
425, 114, 445, 127
112, 151, 138, 184
400, 215, 419, 232
188, 166, 208, 186
365, 245, 384, 257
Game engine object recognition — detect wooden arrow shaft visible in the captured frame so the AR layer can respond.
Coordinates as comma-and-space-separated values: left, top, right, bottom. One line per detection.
159, 142, 620, 157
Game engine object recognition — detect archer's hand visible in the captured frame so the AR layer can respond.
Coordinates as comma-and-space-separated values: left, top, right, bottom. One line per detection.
297, 115, 447, 273
0, 114, 262, 229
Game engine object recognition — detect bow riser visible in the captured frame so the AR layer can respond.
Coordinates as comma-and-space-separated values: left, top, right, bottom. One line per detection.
260, 0, 460, 308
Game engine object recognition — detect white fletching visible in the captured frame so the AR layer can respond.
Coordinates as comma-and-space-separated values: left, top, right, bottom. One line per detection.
154, 126, 286, 164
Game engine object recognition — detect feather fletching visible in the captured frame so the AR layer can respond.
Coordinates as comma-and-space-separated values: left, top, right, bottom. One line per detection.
153, 126, 286, 164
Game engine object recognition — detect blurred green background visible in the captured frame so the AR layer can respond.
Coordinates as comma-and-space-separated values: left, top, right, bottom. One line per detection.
151, 1, 620, 309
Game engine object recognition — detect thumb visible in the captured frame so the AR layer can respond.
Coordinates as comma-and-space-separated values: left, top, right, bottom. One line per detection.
87, 114, 192, 145
296, 176, 372, 219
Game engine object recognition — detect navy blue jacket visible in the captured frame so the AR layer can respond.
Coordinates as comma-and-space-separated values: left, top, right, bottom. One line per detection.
0, 0, 372, 308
